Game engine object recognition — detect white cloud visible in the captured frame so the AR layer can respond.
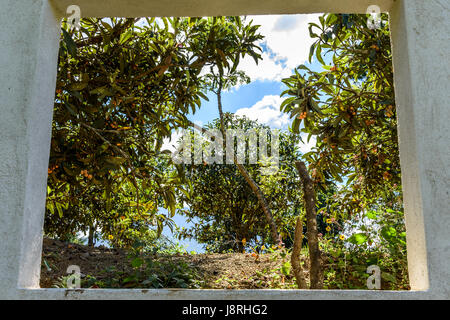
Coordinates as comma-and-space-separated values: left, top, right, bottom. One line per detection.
235, 95, 319, 153
298, 134, 317, 154
238, 14, 321, 82
161, 119, 204, 159
161, 129, 183, 153
238, 52, 292, 83
235, 95, 290, 129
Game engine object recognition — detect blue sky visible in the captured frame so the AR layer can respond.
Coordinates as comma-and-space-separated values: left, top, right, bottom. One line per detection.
161, 13, 329, 253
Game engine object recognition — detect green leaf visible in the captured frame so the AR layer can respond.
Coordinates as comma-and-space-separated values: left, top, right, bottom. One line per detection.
382, 272, 397, 284
131, 258, 144, 268
119, 29, 133, 45
308, 43, 316, 63
69, 82, 88, 91
55, 202, 63, 218
310, 99, 323, 115
315, 45, 325, 65
292, 117, 301, 134
101, 21, 113, 32
348, 233, 367, 245
62, 28, 77, 56
366, 211, 378, 220
280, 97, 296, 112
63, 102, 77, 116
281, 261, 291, 276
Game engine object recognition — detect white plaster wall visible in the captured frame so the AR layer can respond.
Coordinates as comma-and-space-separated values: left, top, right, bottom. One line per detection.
390, 0, 450, 296
0, 0, 60, 297
0, 0, 448, 299
15, 288, 429, 300
49, 0, 394, 17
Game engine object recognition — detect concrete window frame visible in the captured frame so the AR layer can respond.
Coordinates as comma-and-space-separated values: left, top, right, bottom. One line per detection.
0, 0, 448, 299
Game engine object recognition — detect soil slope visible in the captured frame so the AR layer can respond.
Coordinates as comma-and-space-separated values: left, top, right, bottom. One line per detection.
40, 238, 304, 289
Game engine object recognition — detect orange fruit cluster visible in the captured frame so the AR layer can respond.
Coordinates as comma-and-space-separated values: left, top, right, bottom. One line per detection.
48, 164, 59, 174
81, 169, 93, 179
348, 106, 356, 116
385, 105, 394, 118
298, 112, 307, 120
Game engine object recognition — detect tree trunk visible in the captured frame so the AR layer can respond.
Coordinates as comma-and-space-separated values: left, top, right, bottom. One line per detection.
291, 216, 308, 289
215, 77, 281, 245
295, 161, 323, 289
88, 225, 95, 247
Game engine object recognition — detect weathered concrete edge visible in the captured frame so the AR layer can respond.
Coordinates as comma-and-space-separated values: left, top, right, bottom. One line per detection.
12, 288, 440, 300
49, 0, 395, 18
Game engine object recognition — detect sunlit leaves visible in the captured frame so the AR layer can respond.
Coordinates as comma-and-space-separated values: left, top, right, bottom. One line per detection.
46, 17, 263, 247
280, 14, 400, 216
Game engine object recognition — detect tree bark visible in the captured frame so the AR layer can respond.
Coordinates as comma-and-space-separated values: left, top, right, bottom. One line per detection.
291, 216, 308, 289
88, 225, 95, 247
295, 161, 323, 289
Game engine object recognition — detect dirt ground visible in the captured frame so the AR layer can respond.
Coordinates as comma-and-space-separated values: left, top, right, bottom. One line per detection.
40, 238, 305, 289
